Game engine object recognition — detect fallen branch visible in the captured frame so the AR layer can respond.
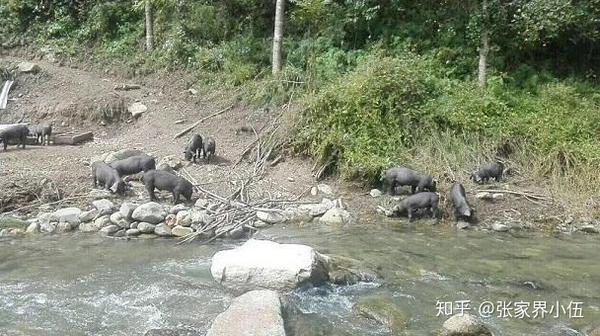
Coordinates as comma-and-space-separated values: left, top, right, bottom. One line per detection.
476, 189, 549, 201
173, 104, 234, 139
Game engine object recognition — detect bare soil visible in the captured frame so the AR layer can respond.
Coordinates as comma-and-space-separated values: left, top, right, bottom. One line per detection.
0, 54, 593, 234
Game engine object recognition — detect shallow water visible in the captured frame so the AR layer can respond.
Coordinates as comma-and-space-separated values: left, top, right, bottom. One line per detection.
1, 223, 599, 335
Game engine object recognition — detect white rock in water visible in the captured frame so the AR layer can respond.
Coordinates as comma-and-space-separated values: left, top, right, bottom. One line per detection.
175, 210, 191, 227
256, 211, 286, 224
317, 184, 334, 195
492, 223, 510, 232
137, 222, 156, 234
18, 62, 40, 73
56, 221, 76, 233
210, 239, 329, 293
206, 290, 285, 336
92, 199, 115, 215
475, 192, 494, 200
132, 202, 167, 224
52, 208, 82, 225
370, 189, 383, 198
456, 221, 471, 230
126, 229, 141, 236
128, 102, 147, 118
154, 223, 172, 236
441, 313, 492, 336
171, 225, 193, 237
319, 208, 353, 225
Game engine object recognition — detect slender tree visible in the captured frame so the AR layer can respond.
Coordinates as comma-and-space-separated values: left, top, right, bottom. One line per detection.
145, 0, 154, 52
478, 0, 489, 88
272, 0, 285, 75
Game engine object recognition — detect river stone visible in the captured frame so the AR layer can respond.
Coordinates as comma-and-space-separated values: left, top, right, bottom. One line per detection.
119, 202, 138, 220
129, 222, 138, 229
170, 204, 189, 214
154, 223, 172, 236
18, 61, 40, 73
317, 184, 334, 195
580, 225, 599, 234
113, 229, 127, 238
175, 211, 191, 227
52, 208, 82, 225
171, 225, 193, 237
100, 224, 120, 235
92, 199, 115, 215
89, 189, 114, 200
492, 222, 510, 232
132, 202, 167, 224
206, 290, 285, 336
252, 220, 271, 229
40, 221, 57, 233
353, 297, 408, 334
370, 189, 383, 198
441, 313, 492, 336
189, 209, 215, 226
195, 198, 209, 208
210, 239, 329, 293
457, 221, 471, 230
56, 221, 76, 233
110, 212, 131, 229
126, 229, 141, 236
79, 209, 98, 223
327, 255, 379, 285
138, 222, 156, 234
26, 222, 40, 234
256, 211, 286, 224
319, 208, 353, 225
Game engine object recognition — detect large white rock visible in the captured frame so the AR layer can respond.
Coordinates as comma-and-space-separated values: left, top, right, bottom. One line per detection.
441, 314, 492, 336
132, 202, 167, 224
128, 102, 147, 118
211, 239, 329, 293
52, 208, 82, 225
92, 199, 115, 215
206, 290, 285, 336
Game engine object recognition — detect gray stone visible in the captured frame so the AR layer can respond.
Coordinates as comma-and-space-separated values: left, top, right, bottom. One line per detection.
175, 210, 191, 227
492, 223, 510, 232
171, 225, 194, 237
92, 199, 115, 215
189, 209, 214, 226
100, 224, 120, 235
457, 221, 471, 230
256, 211, 286, 224
26, 222, 40, 234
119, 202, 138, 220
157, 155, 183, 172
319, 208, 353, 225
252, 220, 271, 228
441, 313, 492, 336
89, 189, 114, 200
206, 290, 285, 336
126, 229, 141, 236
18, 62, 40, 73
370, 189, 383, 198
132, 202, 167, 224
170, 204, 189, 214
110, 212, 131, 229
52, 207, 82, 225
130, 222, 138, 229
580, 225, 599, 234
210, 239, 329, 293
40, 221, 57, 233
138, 222, 156, 234
128, 102, 147, 118
353, 297, 407, 334
317, 184, 333, 195
56, 221, 76, 233
79, 209, 98, 223
113, 229, 127, 238
154, 223, 172, 236
195, 198, 209, 208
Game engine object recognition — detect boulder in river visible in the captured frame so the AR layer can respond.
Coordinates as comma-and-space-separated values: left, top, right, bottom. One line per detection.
132, 202, 167, 224
154, 223, 172, 237
206, 290, 285, 336
319, 208, 353, 225
353, 296, 408, 334
79, 209, 99, 223
92, 199, 115, 216
441, 313, 492, 336
137, 222, 156, 234
210, 239, 329, 293
110, 212, 131, 229
119, 202, 138, 220
100, 224, 120, 236
52, 208, 82, 225
171, 225, 193, 237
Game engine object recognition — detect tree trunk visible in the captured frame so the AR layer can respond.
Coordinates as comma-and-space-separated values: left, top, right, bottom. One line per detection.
145, 0, 154, 52
478, 0, 489, 88
272, 0, 285, 75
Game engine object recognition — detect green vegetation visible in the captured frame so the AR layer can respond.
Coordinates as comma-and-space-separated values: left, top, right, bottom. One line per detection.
2, 0, 600, 208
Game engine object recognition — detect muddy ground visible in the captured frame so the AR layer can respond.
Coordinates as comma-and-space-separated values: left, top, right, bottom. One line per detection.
0, 53, 594, 234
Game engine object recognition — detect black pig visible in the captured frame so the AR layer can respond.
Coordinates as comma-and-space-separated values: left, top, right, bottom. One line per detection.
142, 170, 193, 204
382, 167, 437, 194
392, 192, 439, 221
110, 154, 156, 177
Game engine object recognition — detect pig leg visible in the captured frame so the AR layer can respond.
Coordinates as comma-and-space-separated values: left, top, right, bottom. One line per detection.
407, 208, 413, 222
172, 190, 181, 204
146, 184, 158, 201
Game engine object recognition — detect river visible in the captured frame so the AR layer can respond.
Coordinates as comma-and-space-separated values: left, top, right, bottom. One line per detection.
0, 222, 598, 335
